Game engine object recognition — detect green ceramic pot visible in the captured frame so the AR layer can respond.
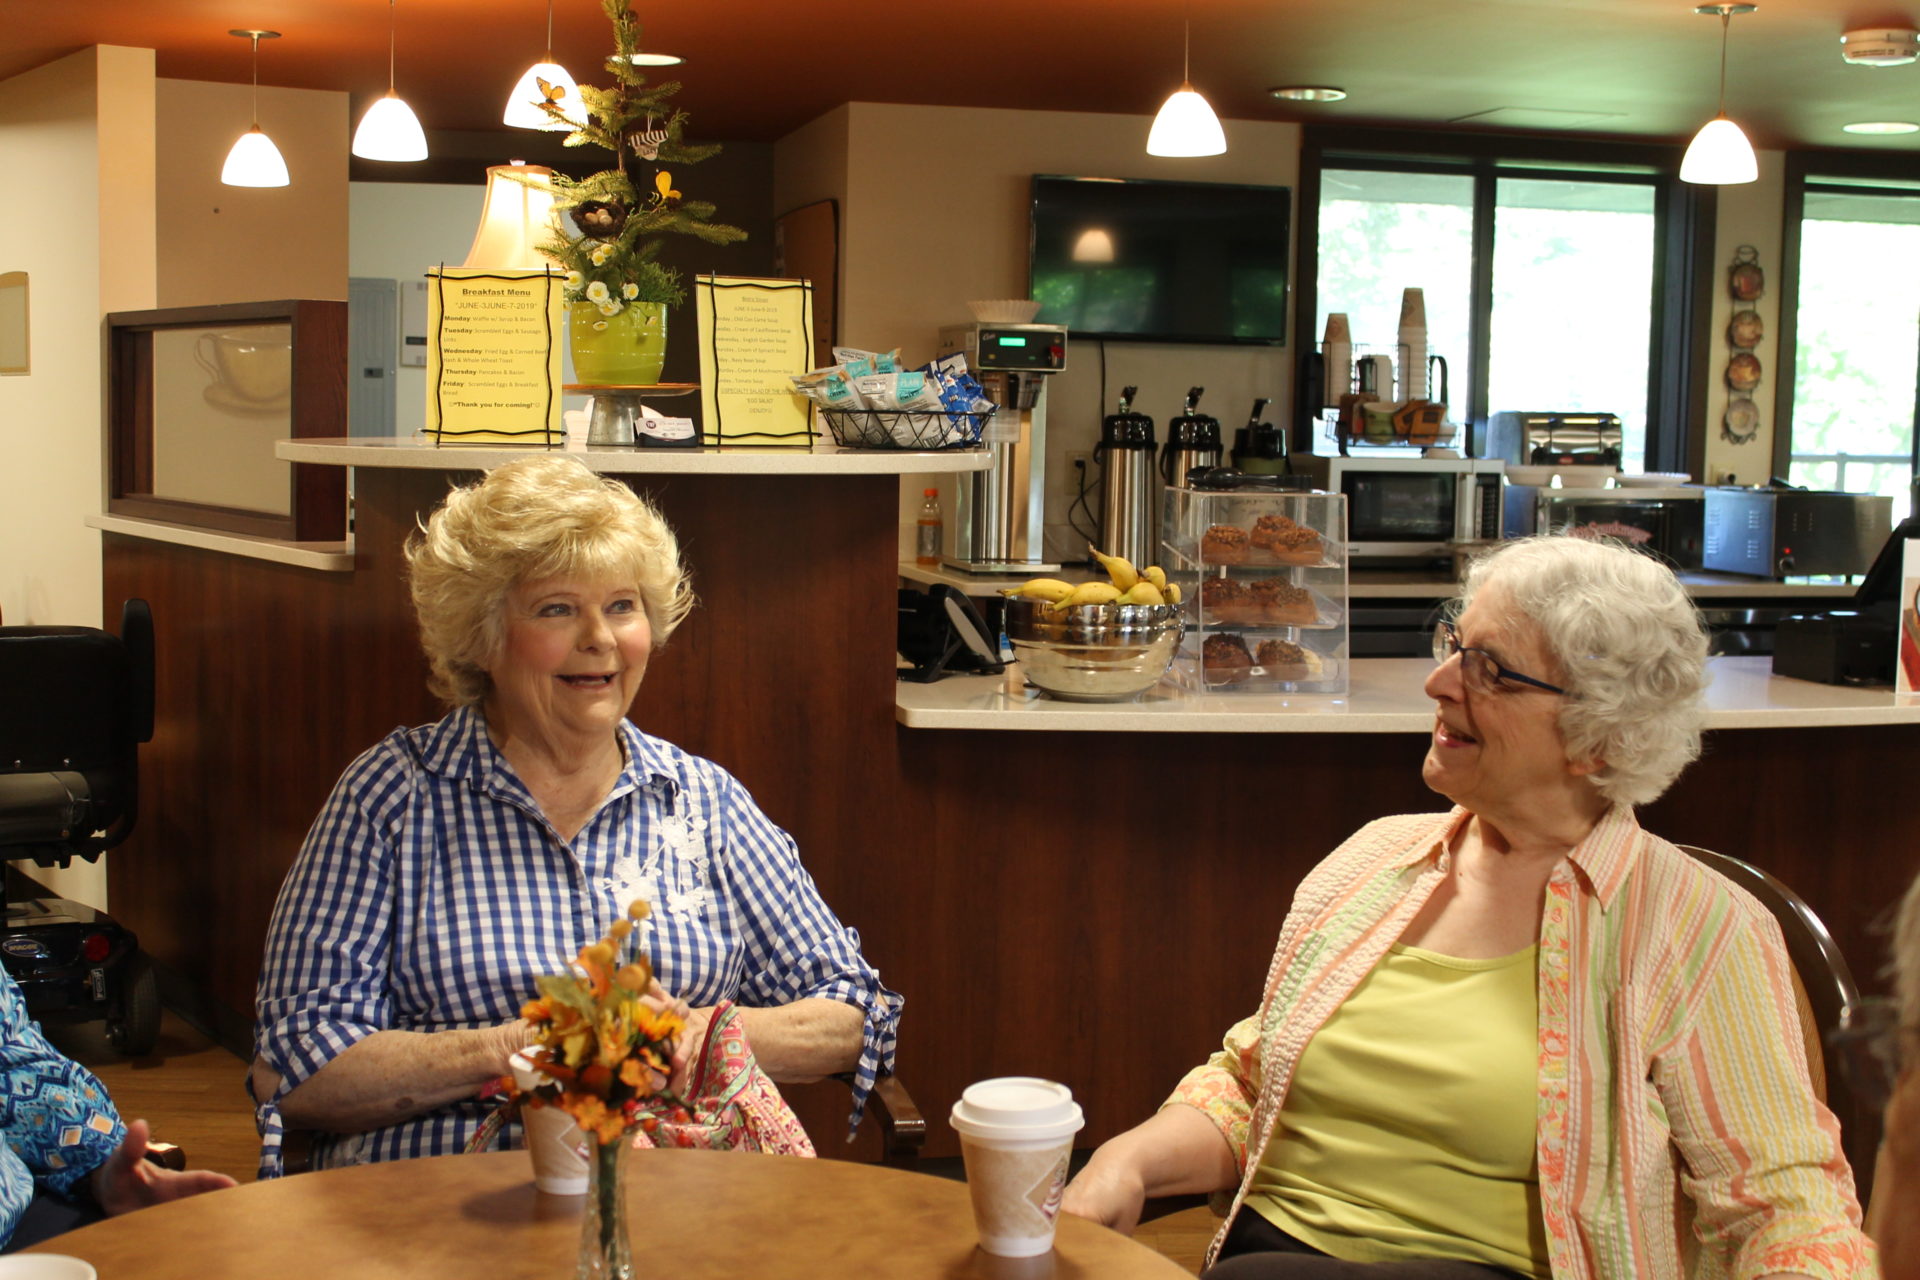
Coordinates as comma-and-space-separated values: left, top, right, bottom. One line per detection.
569, 300, 667, 386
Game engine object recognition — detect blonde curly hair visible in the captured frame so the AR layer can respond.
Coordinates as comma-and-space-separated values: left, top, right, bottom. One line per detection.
405, 456, 694, 707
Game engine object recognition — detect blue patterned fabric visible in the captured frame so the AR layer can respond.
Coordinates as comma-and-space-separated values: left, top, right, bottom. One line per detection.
251, 704, 901, 1179
0, 970, 125, 1247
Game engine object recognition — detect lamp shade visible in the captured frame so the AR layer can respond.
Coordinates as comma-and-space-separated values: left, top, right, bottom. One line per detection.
463, 162, 559, 269
1147, 85, 1226, 157
221, 126, 290, 187
352, 93, 428, 161
503, 60, 578, 130
1680, 114, 1758, 184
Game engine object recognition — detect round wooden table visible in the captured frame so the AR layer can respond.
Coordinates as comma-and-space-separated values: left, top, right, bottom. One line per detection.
27, 1149, 1192, 1278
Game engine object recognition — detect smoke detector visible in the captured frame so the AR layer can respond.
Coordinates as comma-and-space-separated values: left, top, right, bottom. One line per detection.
1841, 28, 1920, 66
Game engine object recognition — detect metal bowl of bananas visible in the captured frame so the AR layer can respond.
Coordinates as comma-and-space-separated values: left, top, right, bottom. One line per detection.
1000, 548, 1185, 702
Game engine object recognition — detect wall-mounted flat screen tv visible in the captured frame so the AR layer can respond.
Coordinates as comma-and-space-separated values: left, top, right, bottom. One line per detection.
1028, 175, 1291, 346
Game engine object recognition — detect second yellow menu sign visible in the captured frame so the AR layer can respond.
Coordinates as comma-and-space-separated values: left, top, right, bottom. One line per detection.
425, 268, 562, 443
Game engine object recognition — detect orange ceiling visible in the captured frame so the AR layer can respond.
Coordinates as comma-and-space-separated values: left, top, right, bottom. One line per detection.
7, 0, 1920, 151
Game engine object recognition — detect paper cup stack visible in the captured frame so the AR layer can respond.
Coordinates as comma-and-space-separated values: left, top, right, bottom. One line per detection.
950, 1077, 1086, 1258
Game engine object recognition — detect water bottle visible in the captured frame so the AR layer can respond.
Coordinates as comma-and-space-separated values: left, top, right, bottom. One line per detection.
916, 488, 942, 566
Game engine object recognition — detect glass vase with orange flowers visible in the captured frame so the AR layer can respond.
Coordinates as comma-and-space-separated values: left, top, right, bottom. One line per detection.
508, 901, 686, 1280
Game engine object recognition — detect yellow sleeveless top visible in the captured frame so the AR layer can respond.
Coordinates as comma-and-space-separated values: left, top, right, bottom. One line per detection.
1246, 942, 1549, 1278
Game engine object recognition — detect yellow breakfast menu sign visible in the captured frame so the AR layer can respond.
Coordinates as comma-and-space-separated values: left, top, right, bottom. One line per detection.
696, 275, 815, 446
425, 268, 562, 443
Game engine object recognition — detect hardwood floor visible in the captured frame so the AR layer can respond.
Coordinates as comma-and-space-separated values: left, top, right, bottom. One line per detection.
45, 1011, 260, 1185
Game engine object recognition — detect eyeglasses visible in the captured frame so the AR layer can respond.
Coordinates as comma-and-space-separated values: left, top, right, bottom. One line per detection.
1832, 997, 1919, 1113
1432, 620, 1570, 697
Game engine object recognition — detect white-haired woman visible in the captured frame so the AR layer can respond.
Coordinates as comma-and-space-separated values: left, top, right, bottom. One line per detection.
1064, 536, 1872, 1279
248, 456, 900, 1177
1870, 873, 1920, 1277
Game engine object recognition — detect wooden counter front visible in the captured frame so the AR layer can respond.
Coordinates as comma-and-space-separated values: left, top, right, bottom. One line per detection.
103, 447, 1914, 1175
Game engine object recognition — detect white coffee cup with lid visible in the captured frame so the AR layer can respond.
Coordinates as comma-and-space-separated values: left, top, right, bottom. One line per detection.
950, 1077, 1085, 1257
510, 1050, 588, 1195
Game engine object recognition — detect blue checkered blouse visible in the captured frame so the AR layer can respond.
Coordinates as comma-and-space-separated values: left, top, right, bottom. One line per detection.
250, 705, 901, 1178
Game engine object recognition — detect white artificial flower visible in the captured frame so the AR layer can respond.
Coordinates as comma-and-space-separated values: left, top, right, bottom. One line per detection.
592, 320, 608, 331
585, 280, 611, 303
564, 270, 585, 290
598, 300, 621, 316
621, 283, 639, 300
590, 244, 613, 267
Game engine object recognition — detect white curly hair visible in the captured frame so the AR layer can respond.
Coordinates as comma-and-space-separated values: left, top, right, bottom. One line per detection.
1454, 535, 1709, 807
404, 455, 695, 708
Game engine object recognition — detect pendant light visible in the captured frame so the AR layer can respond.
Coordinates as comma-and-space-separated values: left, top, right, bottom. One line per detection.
221, 30, 290, 188
504, 0, 579, 131
1680, 3, 1759, 185
352, 0, 428, 161
1146, 16, 1226, 157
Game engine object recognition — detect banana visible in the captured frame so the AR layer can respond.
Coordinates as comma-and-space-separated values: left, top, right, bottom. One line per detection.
1120, 581, 1165, 606
1088, 546, 1139, 593
1143, 565, 1167, 591
1007, 577, 1077, 603
1055, 581, 1123, 609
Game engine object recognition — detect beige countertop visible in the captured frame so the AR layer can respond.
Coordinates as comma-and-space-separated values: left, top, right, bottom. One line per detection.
900, 563, 1859, 601
895, 656, 1920, 733
278, 437, 990, 475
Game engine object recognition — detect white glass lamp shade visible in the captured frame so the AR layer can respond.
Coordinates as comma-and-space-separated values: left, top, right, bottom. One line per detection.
221, 126, 290, 187
503, 60, 579, 130
1680, 115, 1758, 184
1147, 85, 1226, 157
352, 93, 428, 161
463, 163, 559, 269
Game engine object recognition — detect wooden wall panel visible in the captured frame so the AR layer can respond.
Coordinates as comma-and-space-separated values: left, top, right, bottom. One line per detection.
106, 473, 1918, 1171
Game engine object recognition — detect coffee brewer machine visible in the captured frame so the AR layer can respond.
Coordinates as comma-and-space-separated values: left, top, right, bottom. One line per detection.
936, 322, 1068, 573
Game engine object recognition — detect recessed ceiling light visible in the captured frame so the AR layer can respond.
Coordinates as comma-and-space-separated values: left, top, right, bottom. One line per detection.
1842, 120, 1920, 134
1269, 86, 1347, 102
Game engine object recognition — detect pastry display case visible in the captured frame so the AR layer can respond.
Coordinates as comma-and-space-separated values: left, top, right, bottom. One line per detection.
1163, 484, 1348, 694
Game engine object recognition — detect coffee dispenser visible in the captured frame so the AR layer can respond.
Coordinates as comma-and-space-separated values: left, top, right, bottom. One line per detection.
1230, 398, 1289, 476
1160, 387, 1223, 489
1096, 386, 1157, 567
936, 322, 1068, 572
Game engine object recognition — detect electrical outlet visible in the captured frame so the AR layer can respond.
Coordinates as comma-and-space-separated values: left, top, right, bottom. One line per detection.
1067, 451, 1093, 472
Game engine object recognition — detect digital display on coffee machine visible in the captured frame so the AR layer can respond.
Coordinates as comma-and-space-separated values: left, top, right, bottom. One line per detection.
971, 324, 1067, 371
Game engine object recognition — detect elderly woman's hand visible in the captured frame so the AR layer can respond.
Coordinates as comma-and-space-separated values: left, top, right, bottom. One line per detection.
1061, 1152, 1149, 1234
89, 1118, 236, 1217
638, 979, 707, 1097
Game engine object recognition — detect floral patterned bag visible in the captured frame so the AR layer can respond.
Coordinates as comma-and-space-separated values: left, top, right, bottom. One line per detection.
628, 1000, 815, 1157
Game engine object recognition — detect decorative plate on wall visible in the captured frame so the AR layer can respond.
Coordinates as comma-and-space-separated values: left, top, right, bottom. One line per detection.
1727, 309, 1764, 348
1728, 245, 1765, 301
1722, 395, 1760, 444
1726, 352, 1763, 392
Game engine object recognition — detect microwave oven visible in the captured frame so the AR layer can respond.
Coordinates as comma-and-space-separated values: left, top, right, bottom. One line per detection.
1290, 455, 1505, 559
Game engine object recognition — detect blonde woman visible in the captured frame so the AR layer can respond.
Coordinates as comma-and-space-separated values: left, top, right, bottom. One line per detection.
248, 456, 899, 1177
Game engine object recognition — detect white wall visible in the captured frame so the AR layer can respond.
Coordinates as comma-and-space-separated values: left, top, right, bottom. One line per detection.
348, 181, 486, 437
156, 79, 349, 307
780, 102, 1302, 561
0, 46, 158, 908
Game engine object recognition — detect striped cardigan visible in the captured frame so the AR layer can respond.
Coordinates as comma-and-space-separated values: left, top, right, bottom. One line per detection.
1169, 805, 1875, 1280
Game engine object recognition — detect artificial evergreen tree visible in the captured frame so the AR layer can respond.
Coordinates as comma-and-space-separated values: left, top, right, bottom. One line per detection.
537, 0, 745, 311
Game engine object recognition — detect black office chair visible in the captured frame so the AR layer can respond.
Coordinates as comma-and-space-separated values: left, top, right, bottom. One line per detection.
0, 599, 162, 1056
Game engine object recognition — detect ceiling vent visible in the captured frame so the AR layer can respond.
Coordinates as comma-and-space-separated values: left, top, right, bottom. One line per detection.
1841, 28, 1920, 66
